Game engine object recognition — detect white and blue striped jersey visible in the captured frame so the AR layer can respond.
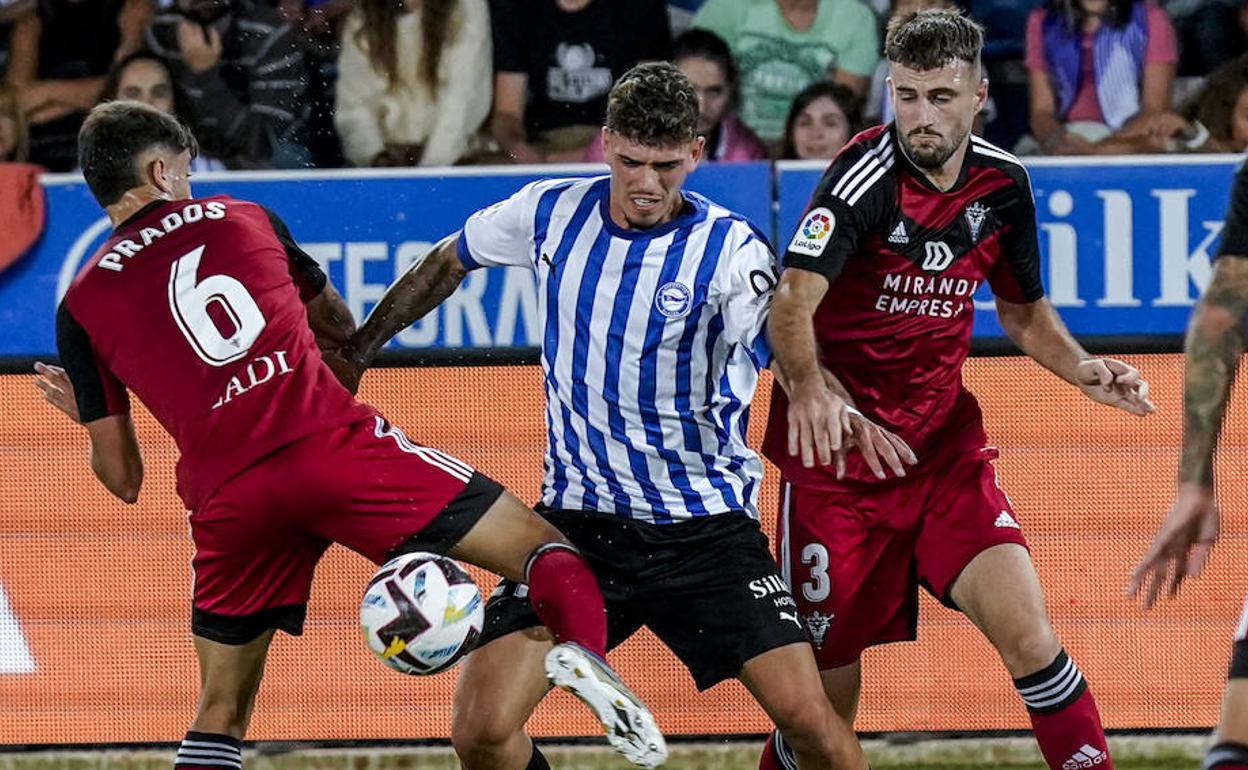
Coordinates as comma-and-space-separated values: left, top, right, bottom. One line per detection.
457, 176, 777, 523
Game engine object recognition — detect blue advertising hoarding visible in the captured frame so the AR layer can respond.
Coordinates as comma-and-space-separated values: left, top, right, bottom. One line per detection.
0, 155, 1240, 356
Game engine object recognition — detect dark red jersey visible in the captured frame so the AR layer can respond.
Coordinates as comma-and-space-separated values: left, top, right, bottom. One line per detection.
57, 195, 373, 509
764, 125, 1045, 487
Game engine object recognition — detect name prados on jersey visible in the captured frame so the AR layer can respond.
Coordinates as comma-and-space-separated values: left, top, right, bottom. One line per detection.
95, 201, 227, 272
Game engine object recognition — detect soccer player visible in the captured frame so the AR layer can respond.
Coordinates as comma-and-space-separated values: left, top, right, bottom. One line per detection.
761, 10, 1155, 770
31, 100, 664, 770
343, 63, 874, 770
1128, 163, 1248, 769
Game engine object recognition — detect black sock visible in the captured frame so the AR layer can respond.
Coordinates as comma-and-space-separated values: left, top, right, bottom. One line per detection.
1206, 742, 1248, 770
174, 731, 241, 770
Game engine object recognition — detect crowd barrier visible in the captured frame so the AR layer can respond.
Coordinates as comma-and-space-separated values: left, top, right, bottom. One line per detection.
2, 354, 1246, 744
0, 155, 1242, 357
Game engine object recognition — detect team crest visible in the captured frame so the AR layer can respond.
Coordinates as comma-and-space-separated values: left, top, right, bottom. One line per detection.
806, 611, 834, 649
965, 201, 989, 242
788, 207, 835, 257
655, 281, 692, 319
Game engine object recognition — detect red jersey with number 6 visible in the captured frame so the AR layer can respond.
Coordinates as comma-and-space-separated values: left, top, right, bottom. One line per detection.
763, 125, 1046, 488
57, 195, 373, 510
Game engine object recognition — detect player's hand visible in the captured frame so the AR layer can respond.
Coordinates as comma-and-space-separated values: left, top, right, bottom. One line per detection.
1075, 357, 1155, 417
834, 413, 918, 481
33, 361, 80, 423
1127, 483, 1219, 609
177, 19, 223, 73
786, 380, 853, 469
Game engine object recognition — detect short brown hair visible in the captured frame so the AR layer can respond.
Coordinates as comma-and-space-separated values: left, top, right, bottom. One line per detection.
605, 62, 699, 147
885, 8, 984, 73
78, 100, 198, 207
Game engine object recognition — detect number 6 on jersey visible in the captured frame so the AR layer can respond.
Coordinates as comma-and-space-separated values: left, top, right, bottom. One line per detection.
168, 244, 267, 366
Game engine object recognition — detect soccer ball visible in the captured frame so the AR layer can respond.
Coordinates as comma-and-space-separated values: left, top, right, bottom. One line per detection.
359, 552, 484, 675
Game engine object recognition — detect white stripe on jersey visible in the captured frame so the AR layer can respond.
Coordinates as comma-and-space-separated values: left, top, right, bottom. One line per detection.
971, 135, 1026, 168
508, 177, 768, 523
831, 133, 893, 205
373, 416, 473, 483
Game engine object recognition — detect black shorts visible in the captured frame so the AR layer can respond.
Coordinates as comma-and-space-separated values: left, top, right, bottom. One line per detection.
479, 509, 810, 690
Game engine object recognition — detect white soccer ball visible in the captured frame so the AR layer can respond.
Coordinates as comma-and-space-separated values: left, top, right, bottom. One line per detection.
359, 552, 484, 676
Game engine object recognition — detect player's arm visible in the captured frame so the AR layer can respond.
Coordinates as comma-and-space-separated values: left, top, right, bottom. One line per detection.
345, 233, 467, 370
37, 307, 144, 503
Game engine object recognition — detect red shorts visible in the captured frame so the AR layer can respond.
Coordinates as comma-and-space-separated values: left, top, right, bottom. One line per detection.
776, 446, 1027, 669
189, 415, 501, 644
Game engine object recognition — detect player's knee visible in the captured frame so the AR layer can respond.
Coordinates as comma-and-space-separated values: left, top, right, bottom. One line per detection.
193, 691, 248, 735
770, 699, 844, 759
450, 704, 525, 763
997, 625, 1060, 677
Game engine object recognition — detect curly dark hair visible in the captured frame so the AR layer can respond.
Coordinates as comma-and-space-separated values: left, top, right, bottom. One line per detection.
885, 8, 984, 72
605, 62, 700, 147
1182, 54, 1248, 150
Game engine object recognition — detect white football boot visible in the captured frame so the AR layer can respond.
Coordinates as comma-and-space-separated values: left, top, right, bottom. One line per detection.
544, 642, 668, 768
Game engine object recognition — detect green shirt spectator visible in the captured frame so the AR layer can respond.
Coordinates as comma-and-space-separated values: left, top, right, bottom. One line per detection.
693, 0, 878, 142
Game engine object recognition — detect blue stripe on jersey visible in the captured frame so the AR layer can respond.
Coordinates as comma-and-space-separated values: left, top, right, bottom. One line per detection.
637, 220, 709, 523
674, 217, 740, 513
602, 237, 670, 520
541, 185, 599, 508
569, 227, 633, 514
533, 182, 576, 503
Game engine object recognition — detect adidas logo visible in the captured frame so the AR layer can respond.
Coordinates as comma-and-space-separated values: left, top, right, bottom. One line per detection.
994, 511, 1020, 529
887, 221, 908, 244
1062, 745, 1107, 770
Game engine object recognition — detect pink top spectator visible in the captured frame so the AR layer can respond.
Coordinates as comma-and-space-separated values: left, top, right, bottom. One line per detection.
584, 114, 768, 162
1025, 3, 1176, 125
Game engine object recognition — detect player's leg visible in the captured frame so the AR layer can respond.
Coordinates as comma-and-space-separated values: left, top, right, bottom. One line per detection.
451, 628, 555, 770
924, 450, 1111, 770
174, 632, 275, 770
1205, 603, 1248, 769
741, 644, 868, 770
759, 479, 915, 770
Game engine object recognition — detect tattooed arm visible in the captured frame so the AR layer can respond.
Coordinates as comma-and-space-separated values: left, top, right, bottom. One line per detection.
1128, 256, 1248, 607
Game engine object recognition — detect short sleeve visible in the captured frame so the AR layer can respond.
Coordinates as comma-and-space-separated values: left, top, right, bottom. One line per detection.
1144, 3, 1178, 65
719, 231, 779, 368
489, 0, 526, 74
1024, 9, 1048, 71
987, 176, 1046, 303
260, 204, 328, 301
1217, 163, 1248, 259
56, 302, 130, 423
781, 141, 888, 282
458, 181, 543, 270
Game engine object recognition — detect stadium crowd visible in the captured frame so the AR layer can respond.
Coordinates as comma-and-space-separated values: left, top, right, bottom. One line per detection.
2, 0, 1247, 173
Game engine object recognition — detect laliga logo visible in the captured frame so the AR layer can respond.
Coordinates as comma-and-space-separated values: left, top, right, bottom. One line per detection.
802, 211, 833, 241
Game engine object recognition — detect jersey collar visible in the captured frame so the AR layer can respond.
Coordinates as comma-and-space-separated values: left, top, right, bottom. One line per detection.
890, 123, 974, 194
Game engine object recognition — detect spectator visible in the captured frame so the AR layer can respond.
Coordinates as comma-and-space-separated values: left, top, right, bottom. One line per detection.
4, 0, 150, 171
275, 0, 357, 168
0, 80, 27, 160
693, 0, 879, 147
100, 49, 226, 171
1160, 0, 1243, 82
1177, 53, 1248, 152
780, 80, 860, 160
584, 27, 766, 162
1024, 0, 1178, 155
488, 0, 672, 164
335, 0, 490, 167
146, 0, 311, 168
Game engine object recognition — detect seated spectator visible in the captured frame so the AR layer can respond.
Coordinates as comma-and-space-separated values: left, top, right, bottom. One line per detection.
100, 49, 226, 171
488, 0, 672, 164
335, 0, 491, 167
1024, 0, 1178, 155
780, 80, 860, 160
1161, 0, 1243, 82
693, 0, 879, 148
0, 80, 27, 160
4, 0, 150, 171
276, 0, 357, 168
146, 0, 312, 168
1175, 53, 1248, 152
584, 27, 766, 162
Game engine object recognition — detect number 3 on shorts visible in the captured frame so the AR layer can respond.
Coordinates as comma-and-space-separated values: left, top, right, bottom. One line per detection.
800, 543, 830, 602
168, 245, 267, 366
